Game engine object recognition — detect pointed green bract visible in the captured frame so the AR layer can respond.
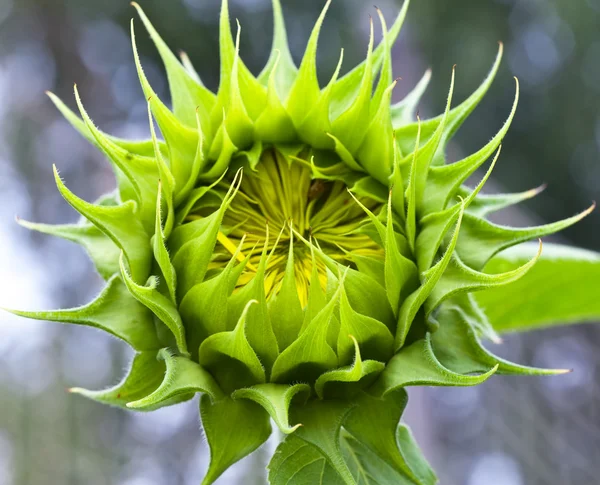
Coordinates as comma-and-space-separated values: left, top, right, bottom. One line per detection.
7, 1, 600, 484
200, 394, 271, 485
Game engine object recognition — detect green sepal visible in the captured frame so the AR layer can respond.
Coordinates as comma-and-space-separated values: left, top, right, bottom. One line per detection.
431, 304, 570, 376
396, 201, 464, 350
48, 90, 159, 218
463, 184, 546, 219
456, 205, 595, 271
337, 284, 394, 365
232, 383, 310, 434
370, 8, 393, 112
317, 251, 396, 332
198, 300, 266, 394
53, 166, 152, 282
4, 275, 160, 351
258, 0, 298, 97
217, 0, 267, 122
269, 232, 305, 351
285, 0, 331, 126
330, 19, 374, 154
316, 336, 385, 400
16, 217, 120, 280
131, 20, 199, 188
395, 44, 503, 165
127, 349, 224, 409
132, 2, 216, 130
299, 50, 345, 150
416, 145, 500, 272
200, 393, 271, 485
330, 0, 410, 119
404, 69, 454, 217
153, 182, 177, 303
344, 390, 436, 485
180, 239, 248, 359
371, 334, 498, 397
214, 20, 255, 149
425, 241, 542, 316
227, 235, 280, 376
171, 173, 240, 298
148, 104, 176, 236
255, 52, 297, 143
73, 87, 160, 229
390, 69, 431, 128
203, 121, 238, 179
355, 81, 397, 186
271, 285, 339, 384
422, 81, 518, 215
119, 253, 188, 355
270, 400, 356, 485
69, 350, 165, 410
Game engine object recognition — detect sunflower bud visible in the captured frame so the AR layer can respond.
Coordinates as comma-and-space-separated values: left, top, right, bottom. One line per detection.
6, 0, 594, 483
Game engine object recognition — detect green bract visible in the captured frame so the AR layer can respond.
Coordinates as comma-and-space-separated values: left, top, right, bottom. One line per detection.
6, 1, 599, 484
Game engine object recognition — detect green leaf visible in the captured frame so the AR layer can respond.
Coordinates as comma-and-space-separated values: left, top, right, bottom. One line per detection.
341, 426, 435, 485
3, 275, 160, 351
127, 349, 224, 409
370, 334, 498, 397
268, 435, 347, 485
16, 217, 120, 279
272, 400, 357, 485
70, 350, 165, 410
476, 242, 600, 333
344, 390, 436, 485
200, 394, 271, 485
119, 253, 188, 355
315, 336, 385, 400
232, 383, 310, 434
198, 300, 266, 394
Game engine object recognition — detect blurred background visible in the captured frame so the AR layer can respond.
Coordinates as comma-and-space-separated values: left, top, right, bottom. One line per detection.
0, 0, 598, 483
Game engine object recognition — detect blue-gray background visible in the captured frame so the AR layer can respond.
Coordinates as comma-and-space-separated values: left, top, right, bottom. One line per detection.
0, 0, 599, 484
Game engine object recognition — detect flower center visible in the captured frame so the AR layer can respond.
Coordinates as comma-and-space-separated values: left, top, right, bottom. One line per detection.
204, 149, 383, 305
